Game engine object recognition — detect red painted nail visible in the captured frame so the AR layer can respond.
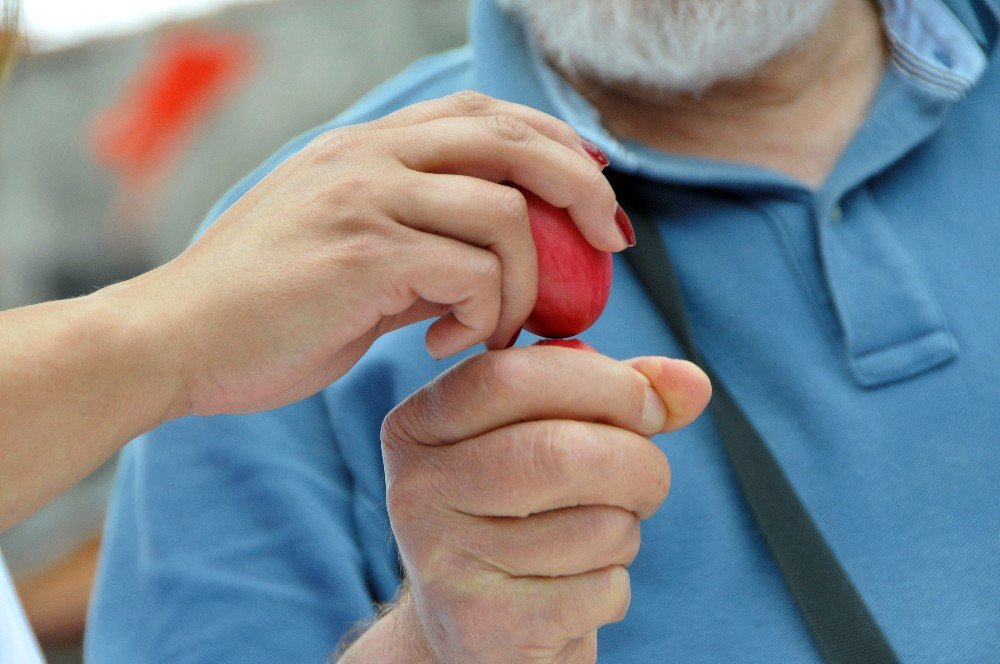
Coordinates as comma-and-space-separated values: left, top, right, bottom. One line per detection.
615, 204, 636, 247
580, 136, 610, 169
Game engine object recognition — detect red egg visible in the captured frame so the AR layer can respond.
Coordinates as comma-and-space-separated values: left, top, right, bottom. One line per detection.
533, 338, 598, 352
520, 189, 613, 339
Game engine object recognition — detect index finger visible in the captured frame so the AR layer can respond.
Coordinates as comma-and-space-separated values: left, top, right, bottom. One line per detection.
364, 90, 605, 169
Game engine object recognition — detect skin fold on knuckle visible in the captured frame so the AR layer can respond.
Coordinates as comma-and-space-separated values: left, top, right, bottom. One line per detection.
449, 89, 495, 116
486, 113, 534, 146
381, 402, 424, 453
493, 184, 530, 228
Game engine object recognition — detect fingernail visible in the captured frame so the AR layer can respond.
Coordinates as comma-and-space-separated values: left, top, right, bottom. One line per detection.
642, 387, 668, 432
505, 329, 521, 349
615, 204, 636, 247
580, 136, 610, 169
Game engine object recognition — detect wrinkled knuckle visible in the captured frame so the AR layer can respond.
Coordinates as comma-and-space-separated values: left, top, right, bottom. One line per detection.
488, 113, 533, 144
380, 401, 424, 459
380, 407, 407, 451
493, 185, 529, 223
450, 89, 494, 115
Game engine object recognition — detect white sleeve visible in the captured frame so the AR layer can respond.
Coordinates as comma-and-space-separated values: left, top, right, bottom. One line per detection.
0, 551, 44, 664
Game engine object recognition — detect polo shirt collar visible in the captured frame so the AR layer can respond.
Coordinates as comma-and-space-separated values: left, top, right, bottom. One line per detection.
882, 0, 990, 99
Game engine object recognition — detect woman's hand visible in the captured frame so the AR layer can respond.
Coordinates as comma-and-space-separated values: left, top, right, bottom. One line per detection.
101, 91, 627, 417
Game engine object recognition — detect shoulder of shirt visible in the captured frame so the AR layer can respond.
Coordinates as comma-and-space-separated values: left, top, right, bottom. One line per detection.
193, 46, 475, 240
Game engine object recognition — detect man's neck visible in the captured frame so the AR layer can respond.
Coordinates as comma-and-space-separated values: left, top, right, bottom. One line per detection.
563, 0, 889, 189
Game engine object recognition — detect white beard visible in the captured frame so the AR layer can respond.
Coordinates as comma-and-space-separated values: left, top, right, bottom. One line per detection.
494, 0, 836, 94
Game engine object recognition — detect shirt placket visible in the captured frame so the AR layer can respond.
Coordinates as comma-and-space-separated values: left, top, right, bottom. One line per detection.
808, 70, 966, 387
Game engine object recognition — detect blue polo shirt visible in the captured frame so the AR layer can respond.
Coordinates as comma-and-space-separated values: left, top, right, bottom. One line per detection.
88, 1, 1000, 662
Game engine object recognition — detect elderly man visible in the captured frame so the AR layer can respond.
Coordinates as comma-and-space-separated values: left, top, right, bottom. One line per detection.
89, 0, 999, 662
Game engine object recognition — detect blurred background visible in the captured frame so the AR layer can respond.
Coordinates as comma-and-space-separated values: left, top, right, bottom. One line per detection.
0, 0, 467, 660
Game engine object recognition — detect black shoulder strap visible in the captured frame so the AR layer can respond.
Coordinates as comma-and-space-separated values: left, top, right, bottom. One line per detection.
617, 191, 901, 664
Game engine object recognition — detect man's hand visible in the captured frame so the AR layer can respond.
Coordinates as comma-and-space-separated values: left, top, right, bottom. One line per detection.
343, 345, 711, 663
98, 91, 627, 418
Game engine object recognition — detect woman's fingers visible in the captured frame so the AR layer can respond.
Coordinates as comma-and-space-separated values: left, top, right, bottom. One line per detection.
386, 227, 505, 358
387, 115, 623, 252
386, 171, 538, 350
366, 90, 601, 169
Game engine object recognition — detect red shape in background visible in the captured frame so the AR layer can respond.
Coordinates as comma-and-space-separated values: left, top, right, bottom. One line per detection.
91, 30, 255, 192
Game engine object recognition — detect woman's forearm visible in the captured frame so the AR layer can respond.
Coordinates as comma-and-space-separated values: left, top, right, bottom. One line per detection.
0, 283, 184, 531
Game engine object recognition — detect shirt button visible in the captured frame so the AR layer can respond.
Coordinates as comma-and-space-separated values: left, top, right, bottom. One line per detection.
829, 205, 844, 223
